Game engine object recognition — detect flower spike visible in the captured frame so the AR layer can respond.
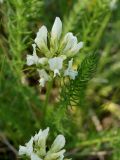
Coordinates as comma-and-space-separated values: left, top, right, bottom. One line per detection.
19, 127, 71, 160
26, 17, 83, 87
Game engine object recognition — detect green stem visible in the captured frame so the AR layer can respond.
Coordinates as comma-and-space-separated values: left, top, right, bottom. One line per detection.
77, 135, 120, 147
43, 80, 53, 122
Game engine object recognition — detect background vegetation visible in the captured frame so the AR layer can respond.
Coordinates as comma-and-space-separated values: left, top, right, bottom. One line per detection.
0, 0, 120, 159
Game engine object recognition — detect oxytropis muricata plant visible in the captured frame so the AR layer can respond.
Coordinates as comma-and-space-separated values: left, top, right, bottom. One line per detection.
19, 127, 71, 160
27, 17, 83, 87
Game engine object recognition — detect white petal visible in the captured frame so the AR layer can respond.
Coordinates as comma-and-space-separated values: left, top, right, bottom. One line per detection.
34, 129, 42, 141
38, 70, 50, 87
63, 33, 74, 52
54, 69, 60, 77
35, 25, 48, 50
50, 135, 65, 152
63, 33, 78, 54
51, 17, 62, 41
71, 41, 84, 54
63, 32, 73, 42
26, 55, 35, 66
19, 137, 33, 156
26, 44, 39, 66
71, 36, 77, 47
39, 78, 46, 87
31, 153, 42, 160
48, 57, 64, 74
37, 127, 49, 142
38, 69, 50, 81
25, 137, 34, 155
64, 59, 78, 80
64, 70, 78, 80
33, 127, 49, 156
19, 146, 28, 155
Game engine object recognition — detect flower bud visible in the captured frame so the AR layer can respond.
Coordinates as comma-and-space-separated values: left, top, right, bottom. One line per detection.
49, 135, 65, 153
34, 127, 49, 156
35, 26, 48, 54
51, 17, 62, 41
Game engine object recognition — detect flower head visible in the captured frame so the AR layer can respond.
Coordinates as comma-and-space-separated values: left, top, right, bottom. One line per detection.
26, 17, 83, 87
19, 127, 71, 160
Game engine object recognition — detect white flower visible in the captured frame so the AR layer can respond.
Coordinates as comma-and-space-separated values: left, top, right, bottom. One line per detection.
51, 17, 62, 41
19, 139, 42, 160
26, 17, 83, 88
64, 59, 78, 80
35, 25, 48, 51
38, 70, 50, 87
19, 127, 71, 160
45, 135, 65, 160
27, 44, 48, 66
48, 57, 64, 77
49, 135, 65, 152
27, 44, 39, 66
62, 33, 83, 57
63, 32, 77, 52
19, 137, 33, 156
70, 41, 84, 55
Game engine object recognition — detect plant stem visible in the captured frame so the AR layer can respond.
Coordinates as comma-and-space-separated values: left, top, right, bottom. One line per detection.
43, 80, 53, 122
77, 135, 120, 147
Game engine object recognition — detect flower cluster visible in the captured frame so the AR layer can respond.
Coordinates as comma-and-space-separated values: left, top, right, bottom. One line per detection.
19, 127, 71, 160
27, 17, 83, 87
